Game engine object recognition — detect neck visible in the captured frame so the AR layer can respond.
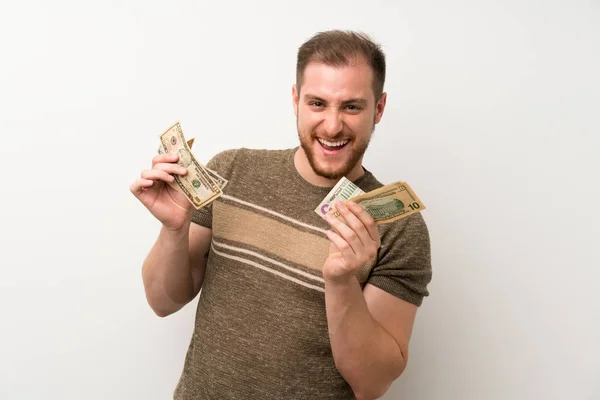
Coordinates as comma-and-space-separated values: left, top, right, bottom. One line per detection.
294, 147, 365, 187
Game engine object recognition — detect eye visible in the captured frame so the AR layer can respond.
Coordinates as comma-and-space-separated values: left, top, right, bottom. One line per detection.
345, 105, 362, 111
310, 101, 324, 107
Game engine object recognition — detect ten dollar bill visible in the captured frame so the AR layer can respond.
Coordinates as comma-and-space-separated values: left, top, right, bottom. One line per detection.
319, 180, 426, 225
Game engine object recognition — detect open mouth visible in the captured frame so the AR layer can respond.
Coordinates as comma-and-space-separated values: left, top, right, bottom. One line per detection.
317, 138, 350, 151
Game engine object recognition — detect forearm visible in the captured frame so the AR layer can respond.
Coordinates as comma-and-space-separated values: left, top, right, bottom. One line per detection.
142, 221, 194, 316
325, 276, 405, 400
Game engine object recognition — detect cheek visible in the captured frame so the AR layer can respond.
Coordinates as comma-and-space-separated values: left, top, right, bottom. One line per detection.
345, 116, 371, 133
298, 111, 320, 132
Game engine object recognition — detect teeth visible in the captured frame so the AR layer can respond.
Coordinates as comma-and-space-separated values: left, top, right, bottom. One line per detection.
318, 138, 349, 147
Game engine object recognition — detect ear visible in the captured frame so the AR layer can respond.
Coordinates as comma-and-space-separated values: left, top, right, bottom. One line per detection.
292, 84, 299, 117
374, 92, 387, 124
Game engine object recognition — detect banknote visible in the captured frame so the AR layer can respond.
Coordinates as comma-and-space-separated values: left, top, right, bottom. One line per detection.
159, 121, 223, 209
322, 181, 426, 225
204, 167, 228, 190
314, 177, 365, 218
158, 137, 228, 190
158, 138, 195, 153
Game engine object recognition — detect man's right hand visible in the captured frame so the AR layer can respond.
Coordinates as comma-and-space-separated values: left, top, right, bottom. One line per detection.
130, 152, 193, 231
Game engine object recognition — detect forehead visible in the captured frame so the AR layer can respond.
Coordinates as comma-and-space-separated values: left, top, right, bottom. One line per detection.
300, 61, 374, 102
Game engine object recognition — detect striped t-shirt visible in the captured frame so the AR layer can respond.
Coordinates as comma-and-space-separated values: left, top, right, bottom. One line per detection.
173, 147, 432, 399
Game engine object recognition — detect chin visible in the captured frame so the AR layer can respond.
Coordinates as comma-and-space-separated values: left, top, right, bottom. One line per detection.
298, 130, 370, 181
314, 167, 348, 180
308, 154, 356, 180
310, 157, 350, 179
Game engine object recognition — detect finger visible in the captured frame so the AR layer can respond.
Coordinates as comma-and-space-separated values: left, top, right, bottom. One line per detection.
130, 179, 154, 195
154, 162, 188, 176
334, 201, 373, 248
346, 201, 381, 246
324, 211, 361, 255
152, 152, 179, 167
325, 230, 356, 264
141, 169, 175, 183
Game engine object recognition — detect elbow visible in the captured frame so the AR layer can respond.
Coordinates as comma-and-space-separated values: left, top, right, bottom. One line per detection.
352, 383, 392, 400
152, 307, 173, 318
343, 361, 405, 400
145, 294, 178, 318
340, 367, 393, 400
147, 297, 182, 318
143, 281, 182, 318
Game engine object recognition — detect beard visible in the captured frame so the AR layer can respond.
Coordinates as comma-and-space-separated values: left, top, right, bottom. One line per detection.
297, 122, 375, 181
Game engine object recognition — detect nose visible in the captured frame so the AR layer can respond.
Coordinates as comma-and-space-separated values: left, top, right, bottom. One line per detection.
323, 110, 343, 136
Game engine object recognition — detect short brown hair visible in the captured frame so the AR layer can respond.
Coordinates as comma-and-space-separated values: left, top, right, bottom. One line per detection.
296, 30, 386, 100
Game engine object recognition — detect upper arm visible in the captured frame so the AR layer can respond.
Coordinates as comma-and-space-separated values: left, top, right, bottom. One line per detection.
361, 213, 431, 365
188, 223, 213, 296
363, 283, 418, 366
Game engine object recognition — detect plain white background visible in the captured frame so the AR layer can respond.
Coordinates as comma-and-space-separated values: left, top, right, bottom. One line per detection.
1, 1, 599, 399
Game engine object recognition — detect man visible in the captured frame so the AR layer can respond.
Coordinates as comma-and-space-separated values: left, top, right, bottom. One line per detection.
130, 30, 432, 400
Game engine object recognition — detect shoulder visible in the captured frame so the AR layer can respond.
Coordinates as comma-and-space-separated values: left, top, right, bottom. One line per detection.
369, 181, 432, 275
380, 205, 430, 245
395, 212, 430, 244
206, 148, 240, 169
357, 171, 429, 238
354, 167, 384, 193
378, 211, 431, 276
209, 147, 292, 165
234, 147, 294, 166
207, 148, 293, 175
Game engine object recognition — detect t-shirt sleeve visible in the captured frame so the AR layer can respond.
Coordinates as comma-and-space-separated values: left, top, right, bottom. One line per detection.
190, 149, 238, 229
367, 213, 433, 306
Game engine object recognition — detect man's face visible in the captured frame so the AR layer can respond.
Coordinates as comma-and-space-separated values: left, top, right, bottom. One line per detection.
293, 60, 386, 180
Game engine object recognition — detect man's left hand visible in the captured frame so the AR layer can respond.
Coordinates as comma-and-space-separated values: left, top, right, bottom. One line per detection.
323, 201, 381, 284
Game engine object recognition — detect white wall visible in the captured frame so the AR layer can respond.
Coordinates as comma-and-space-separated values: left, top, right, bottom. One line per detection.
1, 1, 598, 399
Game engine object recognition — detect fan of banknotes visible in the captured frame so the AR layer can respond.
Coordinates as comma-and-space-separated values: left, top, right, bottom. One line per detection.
157, 121, 228, 210
313, 177, 426, 225
157, 122, 426, 223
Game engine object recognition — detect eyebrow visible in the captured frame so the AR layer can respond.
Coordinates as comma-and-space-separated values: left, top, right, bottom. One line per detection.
304, 94, 368, 107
